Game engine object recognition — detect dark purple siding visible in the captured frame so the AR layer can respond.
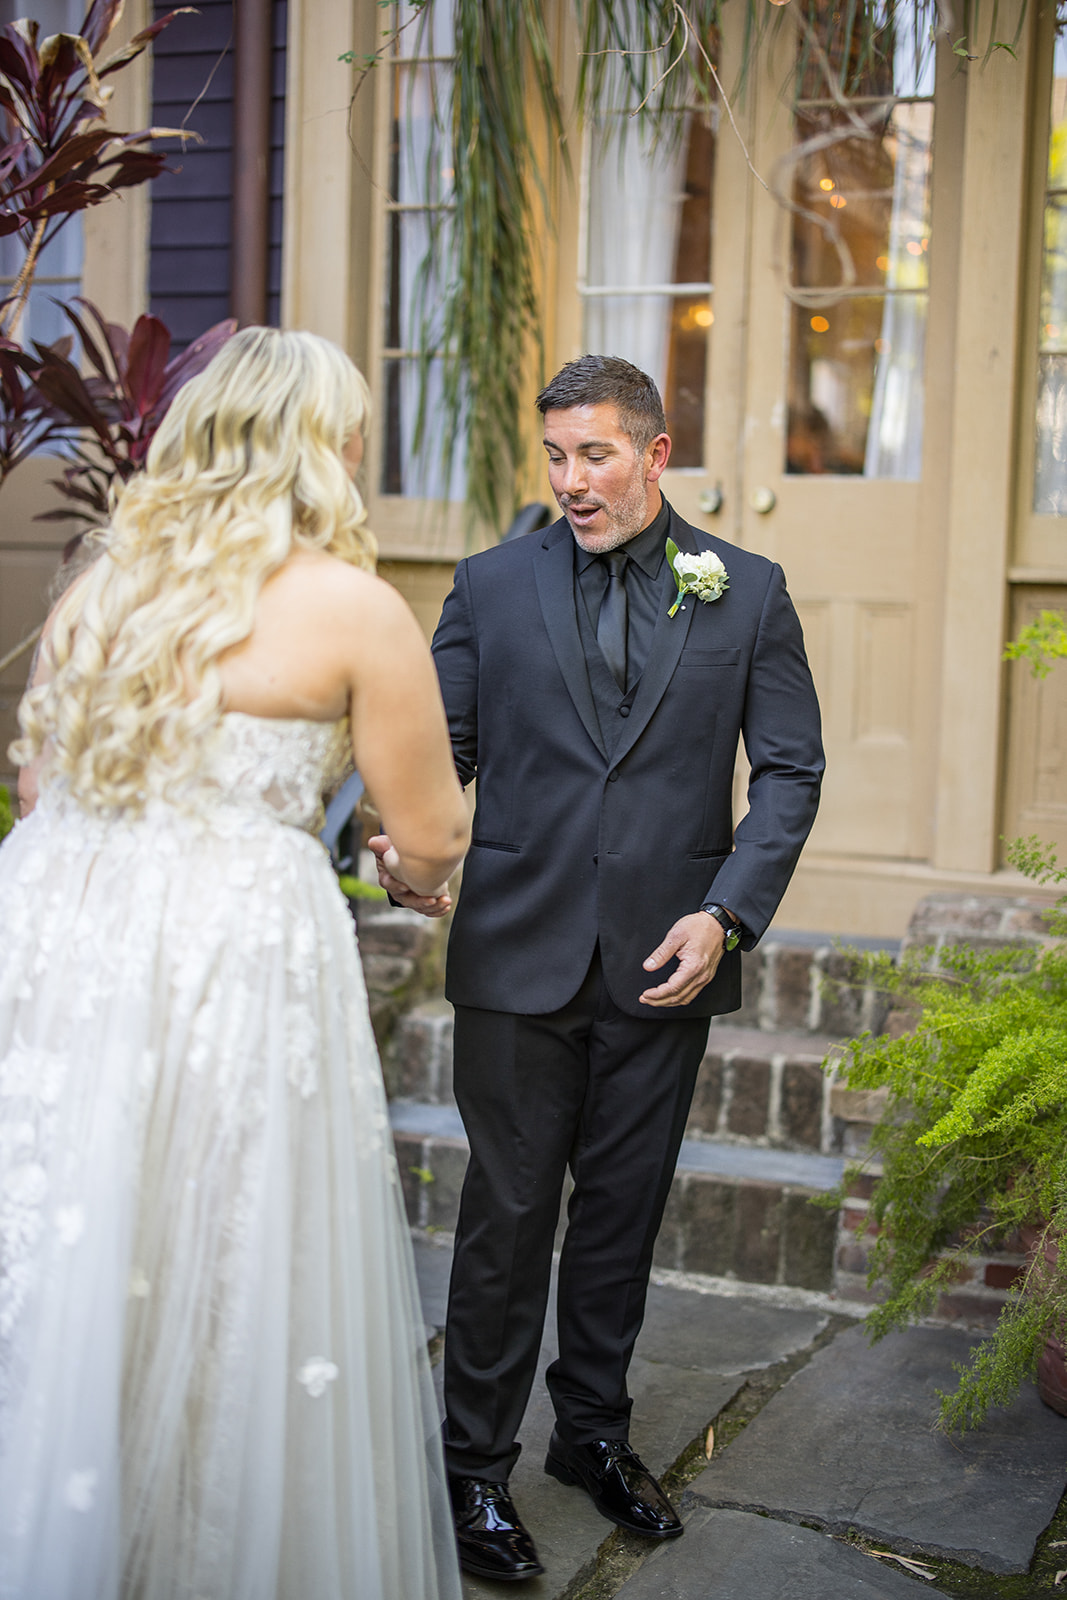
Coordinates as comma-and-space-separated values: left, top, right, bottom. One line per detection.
149, 0, 286, 348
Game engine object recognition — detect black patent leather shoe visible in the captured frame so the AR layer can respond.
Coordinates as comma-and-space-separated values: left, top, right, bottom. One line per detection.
544, 1431, 683, 1539
448, 1474, 545, 1582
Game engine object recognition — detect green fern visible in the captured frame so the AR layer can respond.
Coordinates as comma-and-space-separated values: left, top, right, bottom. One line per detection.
0, 784, 13, 841
825, 841, 1067, 1429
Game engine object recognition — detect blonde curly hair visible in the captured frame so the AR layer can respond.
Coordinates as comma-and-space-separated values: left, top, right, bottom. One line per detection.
13, 326, 376, 812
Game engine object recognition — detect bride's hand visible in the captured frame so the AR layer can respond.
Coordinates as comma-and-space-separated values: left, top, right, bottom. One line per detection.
367, 834, 453, 918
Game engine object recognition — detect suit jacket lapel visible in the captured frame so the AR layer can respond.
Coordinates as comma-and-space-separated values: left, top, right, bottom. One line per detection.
609, 507, 697, 768
534, 521, 608, 759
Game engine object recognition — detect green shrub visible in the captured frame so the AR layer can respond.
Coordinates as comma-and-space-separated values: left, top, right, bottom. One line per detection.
827, 837, 1067, 1430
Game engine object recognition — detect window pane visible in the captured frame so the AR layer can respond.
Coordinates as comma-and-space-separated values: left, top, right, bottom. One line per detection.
792, 103, 931, 291
1034, 37, 1067, 515
787, 2, 932, 479
381, 4, 466, 501
382, 357, 467, 500
584, 111, 714, 467
797, 1, 935, 99
787, 294, 926, 477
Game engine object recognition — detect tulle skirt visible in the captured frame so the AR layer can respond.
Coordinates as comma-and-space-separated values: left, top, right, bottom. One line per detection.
0, 796, 461, 1600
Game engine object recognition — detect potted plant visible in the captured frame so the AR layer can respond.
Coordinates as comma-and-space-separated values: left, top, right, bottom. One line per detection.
827, 836, 1067, 1430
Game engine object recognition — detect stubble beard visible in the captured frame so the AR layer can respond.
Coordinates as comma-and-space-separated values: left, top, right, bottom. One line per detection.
566, 460, 653, 553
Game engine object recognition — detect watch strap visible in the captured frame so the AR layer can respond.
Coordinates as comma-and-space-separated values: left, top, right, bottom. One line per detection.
702, 902, 741, 950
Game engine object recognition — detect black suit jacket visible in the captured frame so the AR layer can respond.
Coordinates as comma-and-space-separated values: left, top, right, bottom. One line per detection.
431, 504, 824, 1019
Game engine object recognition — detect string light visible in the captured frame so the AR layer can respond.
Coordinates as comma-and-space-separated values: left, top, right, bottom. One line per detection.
811, 315, 829, 333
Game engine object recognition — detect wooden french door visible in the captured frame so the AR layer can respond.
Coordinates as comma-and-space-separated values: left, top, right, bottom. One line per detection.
693, 12, 964, 864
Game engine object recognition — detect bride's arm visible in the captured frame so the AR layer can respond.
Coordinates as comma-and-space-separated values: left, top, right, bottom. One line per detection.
340, 571, 470, 897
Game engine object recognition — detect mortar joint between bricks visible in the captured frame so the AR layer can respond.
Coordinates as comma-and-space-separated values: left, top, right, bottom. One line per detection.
767, 1054, 785, 1143
806, 949, 828, 1032
758, 944, 779, 1031
819, 1052, 840, 1157
717, 1055, 737, 1136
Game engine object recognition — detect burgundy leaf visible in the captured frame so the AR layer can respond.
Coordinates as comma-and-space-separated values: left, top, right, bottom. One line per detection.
0, 212, 25, 235
96, 151, 170, 189
4, 127, 112, 194
97, 9, 199, 78
0, 30, 40, 98
33, 352, 115, 443
0, 136, 32, 181
78, 0, 123, 57
103, 315, 129, 373
59, 296, 114, 381
125, 314, 170, 416
157, 318, 237, 409
37, 34, 85, 117
19, 183, 107, 218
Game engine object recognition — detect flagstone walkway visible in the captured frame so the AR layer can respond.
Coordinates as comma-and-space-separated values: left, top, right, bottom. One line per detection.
413, 1234, 1067, 1599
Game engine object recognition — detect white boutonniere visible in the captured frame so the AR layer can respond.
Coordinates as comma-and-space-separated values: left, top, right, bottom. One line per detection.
666, 538, 729, 617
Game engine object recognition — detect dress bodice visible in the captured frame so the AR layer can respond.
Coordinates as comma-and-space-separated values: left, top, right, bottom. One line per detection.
201, 712, 353, 833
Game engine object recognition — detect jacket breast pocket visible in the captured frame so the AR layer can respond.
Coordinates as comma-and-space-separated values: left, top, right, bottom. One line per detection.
680, 647, 741, 669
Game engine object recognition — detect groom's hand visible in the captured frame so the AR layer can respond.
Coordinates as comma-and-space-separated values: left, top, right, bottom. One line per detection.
639, 912, 725, 1006
367, 834, 453, 918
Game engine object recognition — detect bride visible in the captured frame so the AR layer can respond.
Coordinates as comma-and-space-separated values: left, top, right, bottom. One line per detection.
0, 328, 469, 1599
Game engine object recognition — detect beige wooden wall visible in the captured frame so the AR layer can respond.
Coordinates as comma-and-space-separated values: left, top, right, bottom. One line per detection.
4, 0, 1065, 945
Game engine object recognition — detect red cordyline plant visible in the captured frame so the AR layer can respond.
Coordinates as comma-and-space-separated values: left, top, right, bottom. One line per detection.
0, 0, 236, 541
34, 299, 236, 526
0, 0, 191, 339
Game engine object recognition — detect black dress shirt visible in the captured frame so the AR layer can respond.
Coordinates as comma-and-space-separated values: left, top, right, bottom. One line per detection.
574, 498, 671, 690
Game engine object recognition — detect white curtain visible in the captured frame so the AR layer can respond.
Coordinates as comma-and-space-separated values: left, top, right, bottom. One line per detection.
584, 117, 689, 391
393, 4, 466, 501
863, 105, 931, 479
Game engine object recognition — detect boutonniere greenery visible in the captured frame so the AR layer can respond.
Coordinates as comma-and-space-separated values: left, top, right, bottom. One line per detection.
666, 538, 729, 617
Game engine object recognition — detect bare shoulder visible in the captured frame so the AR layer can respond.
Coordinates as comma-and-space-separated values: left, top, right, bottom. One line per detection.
261, 551, 411, 634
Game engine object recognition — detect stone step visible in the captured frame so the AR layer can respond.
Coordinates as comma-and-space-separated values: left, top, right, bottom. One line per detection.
389, 1100, 845, 1295
731, 927, 898, 1037
385, 1001, 880, 1159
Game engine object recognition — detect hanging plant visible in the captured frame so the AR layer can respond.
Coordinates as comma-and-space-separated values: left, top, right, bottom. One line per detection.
354, 0, 1050, 534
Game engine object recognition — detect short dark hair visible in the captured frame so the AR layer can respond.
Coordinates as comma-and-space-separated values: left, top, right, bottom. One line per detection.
536, 355, 667, 453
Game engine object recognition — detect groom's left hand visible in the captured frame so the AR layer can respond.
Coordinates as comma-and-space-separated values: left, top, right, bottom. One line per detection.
639, 913, 725, 1007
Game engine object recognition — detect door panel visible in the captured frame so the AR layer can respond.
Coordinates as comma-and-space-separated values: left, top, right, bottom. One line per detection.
707, 16, 951, 862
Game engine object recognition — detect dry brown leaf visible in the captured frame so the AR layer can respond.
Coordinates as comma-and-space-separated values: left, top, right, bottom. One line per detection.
703, 1424, 714, 1459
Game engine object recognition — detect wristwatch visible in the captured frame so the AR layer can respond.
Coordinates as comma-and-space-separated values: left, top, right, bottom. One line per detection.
703, 903, 741, 951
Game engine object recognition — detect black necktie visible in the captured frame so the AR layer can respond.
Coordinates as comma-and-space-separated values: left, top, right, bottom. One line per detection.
597, 551, 628, 690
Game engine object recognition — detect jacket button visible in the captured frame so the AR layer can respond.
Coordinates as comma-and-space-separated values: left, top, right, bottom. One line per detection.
593, 853, 598, 864
619, 704, 630, 717
608, 770, 619, 782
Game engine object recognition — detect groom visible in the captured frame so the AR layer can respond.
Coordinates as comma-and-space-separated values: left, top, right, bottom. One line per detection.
375, 355, 823, 1581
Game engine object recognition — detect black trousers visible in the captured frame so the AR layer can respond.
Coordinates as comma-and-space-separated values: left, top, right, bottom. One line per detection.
442, 948, 710, 1481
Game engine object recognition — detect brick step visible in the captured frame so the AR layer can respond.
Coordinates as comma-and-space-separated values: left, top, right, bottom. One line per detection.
731, 928, 898, 1037
385, 1002, 880, 1159
389, 1101, 845, 1296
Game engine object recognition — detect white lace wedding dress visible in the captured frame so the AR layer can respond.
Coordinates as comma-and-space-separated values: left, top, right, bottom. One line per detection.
0, 713, 461, 1600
